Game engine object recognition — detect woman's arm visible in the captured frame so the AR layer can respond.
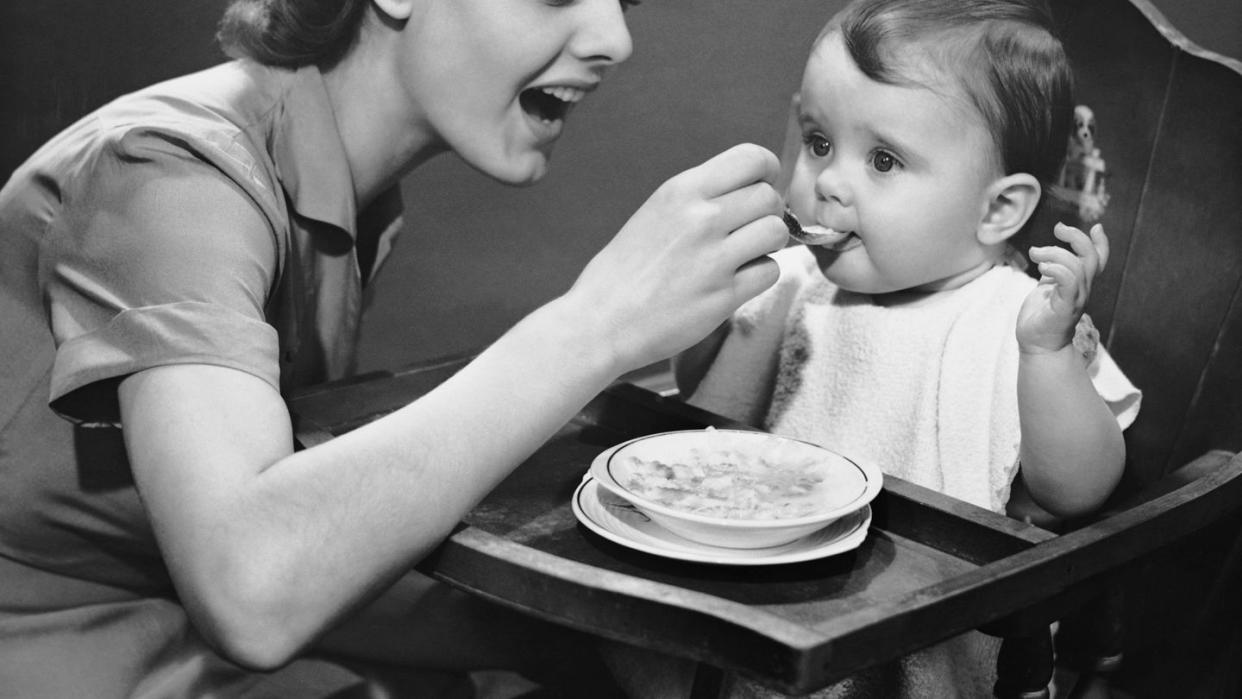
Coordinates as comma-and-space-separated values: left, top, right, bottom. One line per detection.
122, 144, 788, 669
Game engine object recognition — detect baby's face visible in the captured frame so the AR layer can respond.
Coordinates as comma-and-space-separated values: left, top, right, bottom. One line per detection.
787, 32, 1004, 296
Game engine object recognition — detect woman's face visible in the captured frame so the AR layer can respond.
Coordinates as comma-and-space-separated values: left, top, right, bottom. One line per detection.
399, 0, 635, 185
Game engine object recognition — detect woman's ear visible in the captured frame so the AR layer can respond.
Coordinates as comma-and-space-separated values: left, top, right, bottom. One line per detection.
372, 0, 415, 22
978, 173, 1041, 245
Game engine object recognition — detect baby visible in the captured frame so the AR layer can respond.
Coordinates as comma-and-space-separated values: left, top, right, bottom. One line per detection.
678, 0, 1140, 521
675, 1, 1142, 694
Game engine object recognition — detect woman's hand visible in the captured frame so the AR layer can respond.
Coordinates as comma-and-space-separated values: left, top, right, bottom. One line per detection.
1017, 222, 1109, 354
564, 143, 788, 372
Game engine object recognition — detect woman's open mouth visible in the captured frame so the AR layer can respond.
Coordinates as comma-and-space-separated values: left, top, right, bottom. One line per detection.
519, 86, 585, 127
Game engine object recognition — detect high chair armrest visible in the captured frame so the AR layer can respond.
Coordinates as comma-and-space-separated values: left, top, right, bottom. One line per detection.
994, 450, 1242, 697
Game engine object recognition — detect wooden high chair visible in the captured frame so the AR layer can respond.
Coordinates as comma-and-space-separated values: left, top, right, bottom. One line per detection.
986, 0, 1242, 696
773, 0, 1242, 696
286, 1, 1241, 696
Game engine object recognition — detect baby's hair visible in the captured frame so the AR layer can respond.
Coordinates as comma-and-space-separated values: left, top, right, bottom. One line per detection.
822, 0, 1073, 187
217, 0, 369, 69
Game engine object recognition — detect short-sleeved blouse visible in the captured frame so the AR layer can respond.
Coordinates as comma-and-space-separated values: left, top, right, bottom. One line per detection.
0, 60, 403, 696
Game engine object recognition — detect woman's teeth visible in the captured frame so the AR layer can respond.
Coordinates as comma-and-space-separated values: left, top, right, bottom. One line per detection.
521, 86, 584, 123
540, 86, 585, 104
521, 85, 583, 122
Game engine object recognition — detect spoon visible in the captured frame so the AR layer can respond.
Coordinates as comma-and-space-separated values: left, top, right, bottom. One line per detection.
782, 208, 840, 246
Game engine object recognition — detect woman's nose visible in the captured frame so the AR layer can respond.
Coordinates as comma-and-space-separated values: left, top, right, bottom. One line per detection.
570, 0, 634, 66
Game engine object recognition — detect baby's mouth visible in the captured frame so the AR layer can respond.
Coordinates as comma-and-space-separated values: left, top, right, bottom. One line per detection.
783, 210, 861, 251
519, 85, 585, 124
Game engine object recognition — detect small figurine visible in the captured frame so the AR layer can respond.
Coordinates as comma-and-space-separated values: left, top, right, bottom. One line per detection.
1050, 104, 1111, 223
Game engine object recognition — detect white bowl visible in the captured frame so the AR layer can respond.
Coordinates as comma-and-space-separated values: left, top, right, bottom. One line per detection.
589, 429, 881, 549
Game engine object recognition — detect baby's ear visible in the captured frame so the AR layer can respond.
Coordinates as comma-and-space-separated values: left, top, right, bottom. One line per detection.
978, 173, 1041, 245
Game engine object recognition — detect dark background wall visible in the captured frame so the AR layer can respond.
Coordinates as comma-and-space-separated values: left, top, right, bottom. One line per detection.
3, 0, 1239, 373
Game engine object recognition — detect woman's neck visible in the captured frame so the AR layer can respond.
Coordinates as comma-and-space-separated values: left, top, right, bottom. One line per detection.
321, 27, 447, 210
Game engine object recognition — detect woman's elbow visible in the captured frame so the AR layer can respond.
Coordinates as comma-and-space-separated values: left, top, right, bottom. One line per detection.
180, 566, 316, 670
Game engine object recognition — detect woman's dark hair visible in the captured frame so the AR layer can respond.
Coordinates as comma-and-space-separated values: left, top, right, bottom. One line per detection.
823, 0, 1074, 186
217, 0, 370, 69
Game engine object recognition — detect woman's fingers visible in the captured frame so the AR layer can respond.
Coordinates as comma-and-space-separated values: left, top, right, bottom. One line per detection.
721, 213, 788, 306
686, 143, 782, 199
707, 180, 786, 241
732, 255, 781, 304
721, 213, 789, 271
567, 144, 788, 369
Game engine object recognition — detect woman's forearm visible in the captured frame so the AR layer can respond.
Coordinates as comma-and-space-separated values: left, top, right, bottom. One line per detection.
124, 296, 624, 669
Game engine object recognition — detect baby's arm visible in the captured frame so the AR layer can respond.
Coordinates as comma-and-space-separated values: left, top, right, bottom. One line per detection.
675, 249, 803, 425
673, 321, 730, 399
674, 318, 780, 427
1015, 223, 1125, 517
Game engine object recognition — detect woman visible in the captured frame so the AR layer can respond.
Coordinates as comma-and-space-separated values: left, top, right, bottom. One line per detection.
0, 0, 787, 695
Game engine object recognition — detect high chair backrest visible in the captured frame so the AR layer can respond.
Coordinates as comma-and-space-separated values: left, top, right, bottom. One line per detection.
996, 6, 1242, 691
1028, 0, 1242, 492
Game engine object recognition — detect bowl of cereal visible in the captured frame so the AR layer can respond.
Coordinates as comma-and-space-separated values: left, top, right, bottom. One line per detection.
589, 428, 881, 549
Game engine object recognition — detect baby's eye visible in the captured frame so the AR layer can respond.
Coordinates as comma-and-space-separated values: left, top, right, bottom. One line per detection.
803, 133, 831, 158
871, 150, 900, 173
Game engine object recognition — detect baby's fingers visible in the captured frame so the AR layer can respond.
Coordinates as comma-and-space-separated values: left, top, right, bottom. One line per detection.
1028, 243, 1082, 278
1053, 222, 1100, 274
1029, 243, 1086, 309
1036, 261, 1079, 309
1088, 223, 1109, 271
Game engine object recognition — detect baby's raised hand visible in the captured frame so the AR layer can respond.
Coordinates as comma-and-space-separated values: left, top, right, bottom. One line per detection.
1016, 222, 1109, 354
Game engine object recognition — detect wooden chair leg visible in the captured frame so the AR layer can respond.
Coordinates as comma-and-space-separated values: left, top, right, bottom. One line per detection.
994, 625, 1054, 699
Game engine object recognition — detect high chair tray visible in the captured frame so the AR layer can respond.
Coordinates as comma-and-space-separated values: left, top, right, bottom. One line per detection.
289, 355, 1242, 695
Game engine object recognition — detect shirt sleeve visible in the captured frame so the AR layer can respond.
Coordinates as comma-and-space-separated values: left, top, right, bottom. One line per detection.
44, 126, 283, 423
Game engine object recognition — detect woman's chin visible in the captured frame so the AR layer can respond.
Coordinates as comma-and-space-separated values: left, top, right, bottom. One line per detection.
473, 150, 552, 187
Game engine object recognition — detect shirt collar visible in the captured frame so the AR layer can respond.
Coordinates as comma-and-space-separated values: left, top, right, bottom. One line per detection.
269, 65, 358, 240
